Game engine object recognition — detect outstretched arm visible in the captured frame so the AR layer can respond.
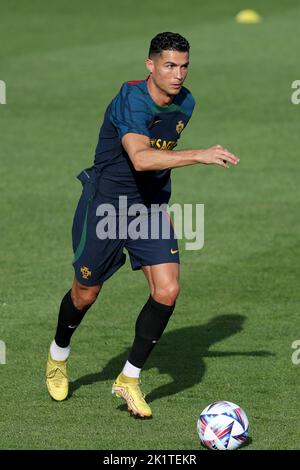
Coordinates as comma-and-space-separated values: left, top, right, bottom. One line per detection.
122, 133, 240, 171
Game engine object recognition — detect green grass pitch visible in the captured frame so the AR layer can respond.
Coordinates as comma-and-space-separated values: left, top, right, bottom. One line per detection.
1, 0, 300, 450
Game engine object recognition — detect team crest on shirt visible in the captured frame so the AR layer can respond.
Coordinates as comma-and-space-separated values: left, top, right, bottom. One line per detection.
80, 266, 92, 279
176, 120, 185, 134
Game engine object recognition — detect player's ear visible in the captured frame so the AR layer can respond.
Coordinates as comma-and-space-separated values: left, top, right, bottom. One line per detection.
145, 58, 154, 74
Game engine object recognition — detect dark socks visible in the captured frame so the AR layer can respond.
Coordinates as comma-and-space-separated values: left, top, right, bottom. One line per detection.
54, 290, 91, 348
128, 295, 175, 369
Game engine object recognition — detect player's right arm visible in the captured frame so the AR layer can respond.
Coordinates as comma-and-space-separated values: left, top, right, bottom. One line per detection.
122, 133, 240, 171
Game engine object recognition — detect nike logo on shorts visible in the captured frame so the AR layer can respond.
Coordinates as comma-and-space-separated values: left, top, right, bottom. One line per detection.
170, 249, 179, 254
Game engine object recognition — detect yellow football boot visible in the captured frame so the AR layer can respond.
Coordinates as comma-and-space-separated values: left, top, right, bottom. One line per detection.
112, 373, 152, 418
46, 353, 68, 401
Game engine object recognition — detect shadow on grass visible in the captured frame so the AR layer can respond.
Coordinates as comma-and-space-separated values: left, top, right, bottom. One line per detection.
69, 313, 273, 401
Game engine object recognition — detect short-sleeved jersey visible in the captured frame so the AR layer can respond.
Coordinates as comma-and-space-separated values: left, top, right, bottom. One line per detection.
92, 78, 195, 208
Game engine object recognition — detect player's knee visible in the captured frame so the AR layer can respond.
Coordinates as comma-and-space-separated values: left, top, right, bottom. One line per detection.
153, 282, 180, 306
72, 284, 101, 310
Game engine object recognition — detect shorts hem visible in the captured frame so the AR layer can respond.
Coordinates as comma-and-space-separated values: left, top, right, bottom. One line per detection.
132, 259, 180, 271
74, 274, 103, 287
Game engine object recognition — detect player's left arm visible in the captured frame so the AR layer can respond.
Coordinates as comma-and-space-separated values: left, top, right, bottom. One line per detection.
122, 133, 239, 171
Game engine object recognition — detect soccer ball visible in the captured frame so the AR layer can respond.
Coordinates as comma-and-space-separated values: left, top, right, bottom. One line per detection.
197, 401, 249, 450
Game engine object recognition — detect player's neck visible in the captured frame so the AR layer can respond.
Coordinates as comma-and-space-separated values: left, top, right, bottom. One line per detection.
146, 76, 174, 107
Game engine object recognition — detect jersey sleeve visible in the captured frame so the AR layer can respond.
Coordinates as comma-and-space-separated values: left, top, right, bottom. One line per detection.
110, 83, 153, 139
181, 87, 196, 122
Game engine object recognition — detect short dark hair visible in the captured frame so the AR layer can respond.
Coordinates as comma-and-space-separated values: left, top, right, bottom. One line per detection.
148, 32, 190, 57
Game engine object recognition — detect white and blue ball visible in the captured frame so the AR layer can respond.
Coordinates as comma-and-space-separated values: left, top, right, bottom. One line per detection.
197, 401, 249, 450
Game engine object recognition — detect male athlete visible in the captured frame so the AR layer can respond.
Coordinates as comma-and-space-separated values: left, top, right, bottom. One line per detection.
46, 32, 239, 418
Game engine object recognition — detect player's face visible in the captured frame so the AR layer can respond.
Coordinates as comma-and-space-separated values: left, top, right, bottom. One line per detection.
146, 50, 189, 96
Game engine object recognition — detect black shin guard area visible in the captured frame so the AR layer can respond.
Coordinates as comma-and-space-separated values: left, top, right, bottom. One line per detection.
128, 295, 175, 368
54, 290, 90, 348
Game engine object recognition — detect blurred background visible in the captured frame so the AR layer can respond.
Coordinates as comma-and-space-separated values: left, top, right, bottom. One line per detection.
0, 0, 299, 450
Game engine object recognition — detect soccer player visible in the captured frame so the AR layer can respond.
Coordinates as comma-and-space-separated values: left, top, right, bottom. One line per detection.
46, 32, 239, 418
